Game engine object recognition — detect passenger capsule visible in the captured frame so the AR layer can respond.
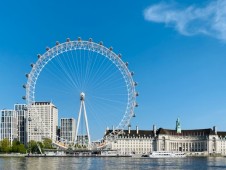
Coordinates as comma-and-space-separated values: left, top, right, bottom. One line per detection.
134, 82, 138, 86
66, 38, 70, 42
30, 63, 34, 68
56, 41, 60, 45
135, 103, 138, 107
99, 41, 103, 45
37, 54, 41, 59
135, 92, 139, 96
46, 47, 50, 51
109, 47, 113, 51
125, 62, 129, 67
25, 74, 29, 78
133, 113, 136, 117
131, 72, 134, 76
22, 84, 26, 89
22, 96, 26, 100
78, 37, 81, 41
89, 38, 92, 42
118, 54, 122, 58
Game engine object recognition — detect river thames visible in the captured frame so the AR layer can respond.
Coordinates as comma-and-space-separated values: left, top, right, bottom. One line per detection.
0, 157, 226, 170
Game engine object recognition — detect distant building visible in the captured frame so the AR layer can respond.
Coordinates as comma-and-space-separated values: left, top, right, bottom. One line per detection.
57, 127, 61, 141
14, 104, 27, 144
104, 119, 226, 156
76, 135, 89, 147
60, 118, 76, 144
0, 110, 18, 144
27, 102, 58, 143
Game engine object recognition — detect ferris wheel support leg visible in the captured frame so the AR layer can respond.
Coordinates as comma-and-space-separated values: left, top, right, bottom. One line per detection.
74, 102, 83, 146
82, 101, 91, 148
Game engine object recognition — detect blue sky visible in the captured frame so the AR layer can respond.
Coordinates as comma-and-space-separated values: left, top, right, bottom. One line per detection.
1, 0, 226, 133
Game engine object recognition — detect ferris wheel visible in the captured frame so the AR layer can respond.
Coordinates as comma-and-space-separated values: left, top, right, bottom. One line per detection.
23, 37, 138, 144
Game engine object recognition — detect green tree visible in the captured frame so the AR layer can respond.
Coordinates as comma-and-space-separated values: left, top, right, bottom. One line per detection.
11, 140, 26, 153
27, 140, 44, 154
27, 140, 39, 154
43, 138, 52, 149
0, 138, 11, 153
17, 144, 26, 153
11, 140, 20, 152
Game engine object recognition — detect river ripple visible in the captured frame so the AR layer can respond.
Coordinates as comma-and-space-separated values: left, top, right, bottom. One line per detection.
0, 157, 226, 170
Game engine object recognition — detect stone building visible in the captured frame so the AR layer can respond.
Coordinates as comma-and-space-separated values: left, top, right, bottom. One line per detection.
105, 126, 155, 155
104, 118, 226, 156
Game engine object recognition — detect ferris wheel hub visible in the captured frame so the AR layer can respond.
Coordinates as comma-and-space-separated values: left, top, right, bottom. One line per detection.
80, 92, 85, 101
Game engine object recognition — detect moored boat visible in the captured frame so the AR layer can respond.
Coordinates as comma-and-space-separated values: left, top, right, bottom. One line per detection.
149, 151, 186, 158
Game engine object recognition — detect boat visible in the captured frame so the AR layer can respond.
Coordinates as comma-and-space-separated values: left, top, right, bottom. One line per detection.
148, 151, 186, 158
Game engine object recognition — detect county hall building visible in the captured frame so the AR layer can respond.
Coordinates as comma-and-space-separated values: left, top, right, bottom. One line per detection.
105, 118, 226, 156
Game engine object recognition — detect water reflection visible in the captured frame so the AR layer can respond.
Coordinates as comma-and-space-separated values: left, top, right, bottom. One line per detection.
0, 157, 225, 170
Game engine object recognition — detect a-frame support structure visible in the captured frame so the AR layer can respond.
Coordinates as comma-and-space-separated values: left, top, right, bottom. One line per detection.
74, 92, 91, 148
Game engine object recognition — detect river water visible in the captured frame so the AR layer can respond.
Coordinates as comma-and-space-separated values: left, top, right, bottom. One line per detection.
0, 157, 226, 170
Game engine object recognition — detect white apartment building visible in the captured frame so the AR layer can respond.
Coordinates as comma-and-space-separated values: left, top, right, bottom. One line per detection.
27, 102, 58, 143
60, 118, 76, 144
14, 104, 27, 144
0, 110, 18, 144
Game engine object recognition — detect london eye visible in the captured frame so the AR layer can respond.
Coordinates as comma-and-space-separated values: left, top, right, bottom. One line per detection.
23, 38, 138, 147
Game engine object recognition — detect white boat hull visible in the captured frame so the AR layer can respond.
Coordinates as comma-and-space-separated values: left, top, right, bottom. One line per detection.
148, 151, 186, 158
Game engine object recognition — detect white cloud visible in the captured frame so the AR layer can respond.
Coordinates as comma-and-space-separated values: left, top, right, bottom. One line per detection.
144, 0, 226, 41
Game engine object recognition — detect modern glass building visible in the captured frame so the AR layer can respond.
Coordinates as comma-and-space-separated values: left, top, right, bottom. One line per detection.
14, 104, 27, 144
0, 110, 18, 144
60, 118, 76, 144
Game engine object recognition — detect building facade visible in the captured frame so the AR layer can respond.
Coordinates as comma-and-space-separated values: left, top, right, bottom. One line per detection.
14, 104, 27, 144
60, 118, 76, 144
105, 119, 226, 156
0, 110, 18, 144
105, 126, 154, 155
27, 102, 58, 143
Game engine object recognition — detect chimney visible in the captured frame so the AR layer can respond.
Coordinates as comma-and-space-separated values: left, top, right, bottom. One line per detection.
128, 125, 131, 134
213, 126, 217, 135
105, 126, 109, 135
153, 125, 157, 137
112, 125, 115, 133
136, 126, 139, 134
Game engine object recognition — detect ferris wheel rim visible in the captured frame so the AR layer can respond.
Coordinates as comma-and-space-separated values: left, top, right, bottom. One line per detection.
25, 38, 137, 134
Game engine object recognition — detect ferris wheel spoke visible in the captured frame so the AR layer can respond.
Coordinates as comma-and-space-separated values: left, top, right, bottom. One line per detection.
90, 70, 127, 93
85, 101, 107, 134
90, 95, 127, 105
68, 50, 82, 89
86, 99, 121, 127
54, 53, 79, 89
65, 50, 80, 88
82, 50, 95, 91
87, 61, 117, 91
40, 60, 76, 91
83, 50, 99, 90
61, 51, 81, 89
90, 77, 127, 94
85, 54, 109, 89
